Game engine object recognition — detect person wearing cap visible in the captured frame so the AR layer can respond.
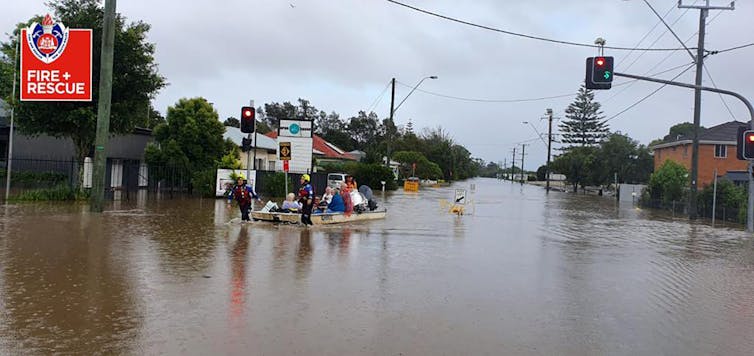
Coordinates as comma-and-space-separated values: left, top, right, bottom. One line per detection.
228, 176, 260, 222
298, 174, 315, 225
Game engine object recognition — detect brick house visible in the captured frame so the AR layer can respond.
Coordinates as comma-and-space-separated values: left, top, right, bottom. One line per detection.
651, 121, 748, 187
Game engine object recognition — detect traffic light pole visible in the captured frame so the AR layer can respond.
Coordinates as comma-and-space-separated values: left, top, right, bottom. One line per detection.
614, 71, 754, 232
546, 109, 553, 193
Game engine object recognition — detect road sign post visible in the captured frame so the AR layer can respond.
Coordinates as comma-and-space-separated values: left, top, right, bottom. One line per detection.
280, 142, 291, 195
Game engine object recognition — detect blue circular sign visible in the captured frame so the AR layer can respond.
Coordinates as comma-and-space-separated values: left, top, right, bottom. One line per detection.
290, 123, 301, 135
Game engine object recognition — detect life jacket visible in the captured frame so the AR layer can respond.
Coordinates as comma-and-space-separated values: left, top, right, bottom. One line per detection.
233, 185, 251, 204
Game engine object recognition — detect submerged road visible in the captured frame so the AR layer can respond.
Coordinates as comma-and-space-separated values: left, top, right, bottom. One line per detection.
1, 178, 754, 355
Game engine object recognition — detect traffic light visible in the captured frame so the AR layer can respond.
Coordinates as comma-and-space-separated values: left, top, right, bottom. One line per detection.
737, 126, 754, 160
240, 106, 255, 133
241, 137, 252, 152
585, 56, 614, 90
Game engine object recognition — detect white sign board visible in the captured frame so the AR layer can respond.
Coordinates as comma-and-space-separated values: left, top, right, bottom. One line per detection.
216, 169, 256, 197
277, 119, 313, 173
279, 119, 313, 138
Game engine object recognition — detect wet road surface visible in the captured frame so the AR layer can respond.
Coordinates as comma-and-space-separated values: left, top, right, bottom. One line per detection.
2, 178, 754, 355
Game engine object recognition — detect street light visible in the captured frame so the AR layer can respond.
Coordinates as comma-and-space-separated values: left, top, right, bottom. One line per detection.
386, 75, 438, 168
393, 76, 438, 114
522, 121, 547, 147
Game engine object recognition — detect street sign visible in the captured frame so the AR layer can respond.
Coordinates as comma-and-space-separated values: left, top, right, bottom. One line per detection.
454, 189, 466, 205
279, 142, 292, 161
20, 14, 92, 101
283, 160, 289, 172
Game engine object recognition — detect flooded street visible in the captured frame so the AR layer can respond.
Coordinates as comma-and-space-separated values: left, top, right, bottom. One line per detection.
2, 178, 754, 355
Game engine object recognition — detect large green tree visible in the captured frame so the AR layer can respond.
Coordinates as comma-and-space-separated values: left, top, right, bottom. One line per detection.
0, 0, 166, 164
551, 146, 598, 192
144, 97, 225, 194
559, 84, 609, 148
593, 133, 654, 185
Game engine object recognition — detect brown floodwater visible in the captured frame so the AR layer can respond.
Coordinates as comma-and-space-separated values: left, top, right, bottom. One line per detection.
1, 178, 754, 355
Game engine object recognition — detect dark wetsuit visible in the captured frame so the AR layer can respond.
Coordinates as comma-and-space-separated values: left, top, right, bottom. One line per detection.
229, 185, 258, 221
298, 182, 315, 225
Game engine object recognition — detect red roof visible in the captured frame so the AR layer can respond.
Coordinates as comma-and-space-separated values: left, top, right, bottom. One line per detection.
265, 132, 356, 161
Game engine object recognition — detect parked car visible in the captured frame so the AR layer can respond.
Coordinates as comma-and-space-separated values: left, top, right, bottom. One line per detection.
327, 173, 347, 189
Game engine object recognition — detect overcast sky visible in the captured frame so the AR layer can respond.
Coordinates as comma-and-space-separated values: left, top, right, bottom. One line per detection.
4, 0, 754, 167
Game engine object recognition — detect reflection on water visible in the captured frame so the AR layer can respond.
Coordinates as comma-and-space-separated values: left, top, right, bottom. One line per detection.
1, 179, 754, 354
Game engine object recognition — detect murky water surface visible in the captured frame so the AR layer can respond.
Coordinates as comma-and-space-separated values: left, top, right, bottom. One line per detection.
2, 178, 754, 355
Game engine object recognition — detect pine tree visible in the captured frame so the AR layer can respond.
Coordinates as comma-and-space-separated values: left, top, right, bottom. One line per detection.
559, 84, 609, 149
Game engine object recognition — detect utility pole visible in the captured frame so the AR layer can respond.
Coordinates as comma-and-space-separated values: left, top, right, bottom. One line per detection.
248, 100, 255, 185
4, 39, 19, 202
678, 0, 735, 220
511, 147, 517, 182
386, 78, 396, 169
545, 108, 554, 192
90, 0, 117, 212
520, 144, 527, 184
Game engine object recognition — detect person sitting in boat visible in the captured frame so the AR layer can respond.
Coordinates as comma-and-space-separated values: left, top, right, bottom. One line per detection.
281, 193, 302, 213
340, 182, 354, 216
326, 187, 346, 213
345, 175, 358, 191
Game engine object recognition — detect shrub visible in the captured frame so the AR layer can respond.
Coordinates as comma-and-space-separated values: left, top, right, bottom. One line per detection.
647, 160, 688, 204
263, 172, 294, 198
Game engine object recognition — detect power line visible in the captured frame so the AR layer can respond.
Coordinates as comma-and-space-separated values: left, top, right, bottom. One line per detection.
642, 0, 696, 60
367, 80, 392, 113
702, 63, 737, 120
385, 0, 693, 52
709, 42, 754, 55
605, 64, 696, 123
396, 81, 576, 103
617, 2, 678, 68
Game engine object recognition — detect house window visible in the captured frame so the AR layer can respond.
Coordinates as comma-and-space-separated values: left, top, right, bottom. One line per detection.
714, 144, 727, 158
268, 160, 276, 171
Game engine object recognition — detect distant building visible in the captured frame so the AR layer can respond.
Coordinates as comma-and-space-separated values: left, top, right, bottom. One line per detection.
348, 150, 366, 162
651, 120, 748, 187
265, 132, 356, 170
223, 127, 277, 171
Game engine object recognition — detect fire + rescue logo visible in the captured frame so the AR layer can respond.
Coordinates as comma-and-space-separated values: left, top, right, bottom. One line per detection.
25, 14, 69, 64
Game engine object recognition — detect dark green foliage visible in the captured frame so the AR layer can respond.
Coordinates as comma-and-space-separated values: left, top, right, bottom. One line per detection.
392, 151, 442, 179
223, 117, 240, 128
647, 160, 688, 204
697, 179, 747, 223
320, 162, 397, 190
551, 146, 598, 192
536, 165, 547, 181
263, 172, 294, 198
145, 97, 226, 196
10, 185, 89, 201
0, 171, 67, 185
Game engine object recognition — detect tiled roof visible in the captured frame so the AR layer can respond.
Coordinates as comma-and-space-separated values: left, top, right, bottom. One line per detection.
652, 121, 747, 149
265, 132, 356, 160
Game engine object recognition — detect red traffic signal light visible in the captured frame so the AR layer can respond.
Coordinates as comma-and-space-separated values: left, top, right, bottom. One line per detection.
737, 126, 754, 160
240, 106, 255, 133
585, 56, 614, 90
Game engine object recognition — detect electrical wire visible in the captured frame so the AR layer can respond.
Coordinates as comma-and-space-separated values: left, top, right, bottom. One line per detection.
605, 63, 696, 123
385, 0, 694, 52
702, 64, 737, 121
617, 2, 678, 68
367, 80, 392, 113
395, 81, 577, 103
708, 42, 754, 55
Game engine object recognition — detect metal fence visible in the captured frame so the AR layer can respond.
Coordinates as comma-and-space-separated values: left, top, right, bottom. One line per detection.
641, 198, 744, 224
1, 158, 331, 201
